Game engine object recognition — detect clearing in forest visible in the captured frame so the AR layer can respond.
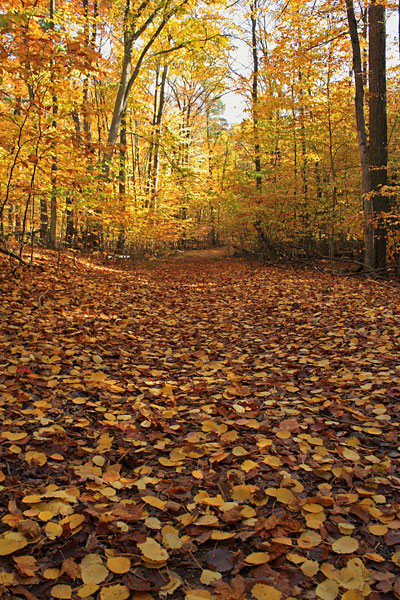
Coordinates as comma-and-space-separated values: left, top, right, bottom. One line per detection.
0, 251, 399, 600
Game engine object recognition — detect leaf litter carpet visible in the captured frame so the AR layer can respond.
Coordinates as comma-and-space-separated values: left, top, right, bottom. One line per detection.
0, 251, 399, 600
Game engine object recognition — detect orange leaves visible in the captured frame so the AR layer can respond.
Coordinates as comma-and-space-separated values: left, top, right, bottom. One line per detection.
0, 532, 28, 555
1, 253, 400, 600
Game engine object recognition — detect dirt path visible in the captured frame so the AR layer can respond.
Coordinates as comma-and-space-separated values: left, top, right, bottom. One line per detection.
0, 253, 399, 599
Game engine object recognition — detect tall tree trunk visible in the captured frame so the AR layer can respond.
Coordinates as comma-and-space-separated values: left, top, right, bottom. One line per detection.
150, 62, 168, 210
250, 0, 262, 191
327, 52, 338, 258
369, 0, 388, 269
145, 65, 160, 205
344, 0, 373, 267
49, 0, 58, 249
116, 112, 127, 253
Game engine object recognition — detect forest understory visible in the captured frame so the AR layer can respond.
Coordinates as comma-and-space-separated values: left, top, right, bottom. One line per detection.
0, 249, 399, 600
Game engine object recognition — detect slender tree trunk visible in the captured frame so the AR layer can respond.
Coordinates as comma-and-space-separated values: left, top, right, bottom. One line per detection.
117, 112, 127, 253
49, 0, 58, 249
369, 0, 388, 269
250, 0, 262, 191
344, 0, 373, 267
327, 50, 337, 257
146, 65, 160, 204
150, 62, 168, 210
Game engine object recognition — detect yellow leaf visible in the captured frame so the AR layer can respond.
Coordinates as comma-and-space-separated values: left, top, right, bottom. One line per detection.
185, 591, 211, 600
232, 446, 248, 456
342, 449, 360, 462
141, 496, 166, 510
145, 517, 162, 529
338, 523, 355, 535
0, 532, 28, 555
331, 536, 359, 554
159, 571, 182, 597
231, 485, 253, 500
241, 460, 259, 472
81, 562, 109, 584
200, 570, 222, 585
251, 584, 282, 600
192, 470, 203, 479
0, 571, 14, 585
297, 531, 322, 549
65, 514, 85, 530
300, 559, 319, 577
368, 524, 388, 536
392, 551, 400, 566
81, 554, 103, 568
137, 538, 168, 564
241, 506, 256, 518
89, 371, 107, 382
44, 568, 60, 579
211, 531, 235, 540
44, 522, 63, 539
275, 488, 296, 505
13, 555, 38, 576
1, 431, 27, 441
315, 580, 339, 600
273, 536, 292, 545
245, 552, 270, 565
38, 511, 54, 522
303, 503, 324, 513
287, 553, 306, 564
162, 526, 182, 549
22, 494, 42, 503
78, 584, 100, 598
337, 565, 364, 591
107, 556, 131, 574
25, 451, 47, 466
263, 456, 282, 468
257, 438, 273, 450
51, 584, 72, 599
364, 552, 384, 562
100, 584, 130, 600
341, 592, 364, 600
196, 515, 219, 527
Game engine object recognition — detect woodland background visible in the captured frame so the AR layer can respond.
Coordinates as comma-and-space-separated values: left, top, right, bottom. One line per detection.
0, 0, 399, 270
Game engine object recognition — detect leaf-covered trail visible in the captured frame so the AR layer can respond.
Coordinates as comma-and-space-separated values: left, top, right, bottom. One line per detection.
0, 252, 400, 600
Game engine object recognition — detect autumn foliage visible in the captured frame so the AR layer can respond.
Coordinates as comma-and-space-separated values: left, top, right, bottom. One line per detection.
0, 250, 399, 599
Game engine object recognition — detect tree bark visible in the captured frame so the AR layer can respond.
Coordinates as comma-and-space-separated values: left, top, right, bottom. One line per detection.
369, 0, 388, 269
250, 0, 262, 191
344, 0, 373, 267
49, 0, 58, 249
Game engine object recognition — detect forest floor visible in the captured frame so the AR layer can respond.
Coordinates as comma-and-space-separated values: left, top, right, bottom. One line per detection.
0, 249, 400, 600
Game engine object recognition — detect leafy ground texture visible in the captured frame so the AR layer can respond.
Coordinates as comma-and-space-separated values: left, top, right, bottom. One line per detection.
0, 249, 400, 600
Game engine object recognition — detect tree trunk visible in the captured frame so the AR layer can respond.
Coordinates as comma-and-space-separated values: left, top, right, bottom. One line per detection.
49, 0, 57, 249
116, 112, 127, 253
150, 62, 168, 210
369, 0, 388, 269
344, 0, 373, 267
250, 0, 262, 191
